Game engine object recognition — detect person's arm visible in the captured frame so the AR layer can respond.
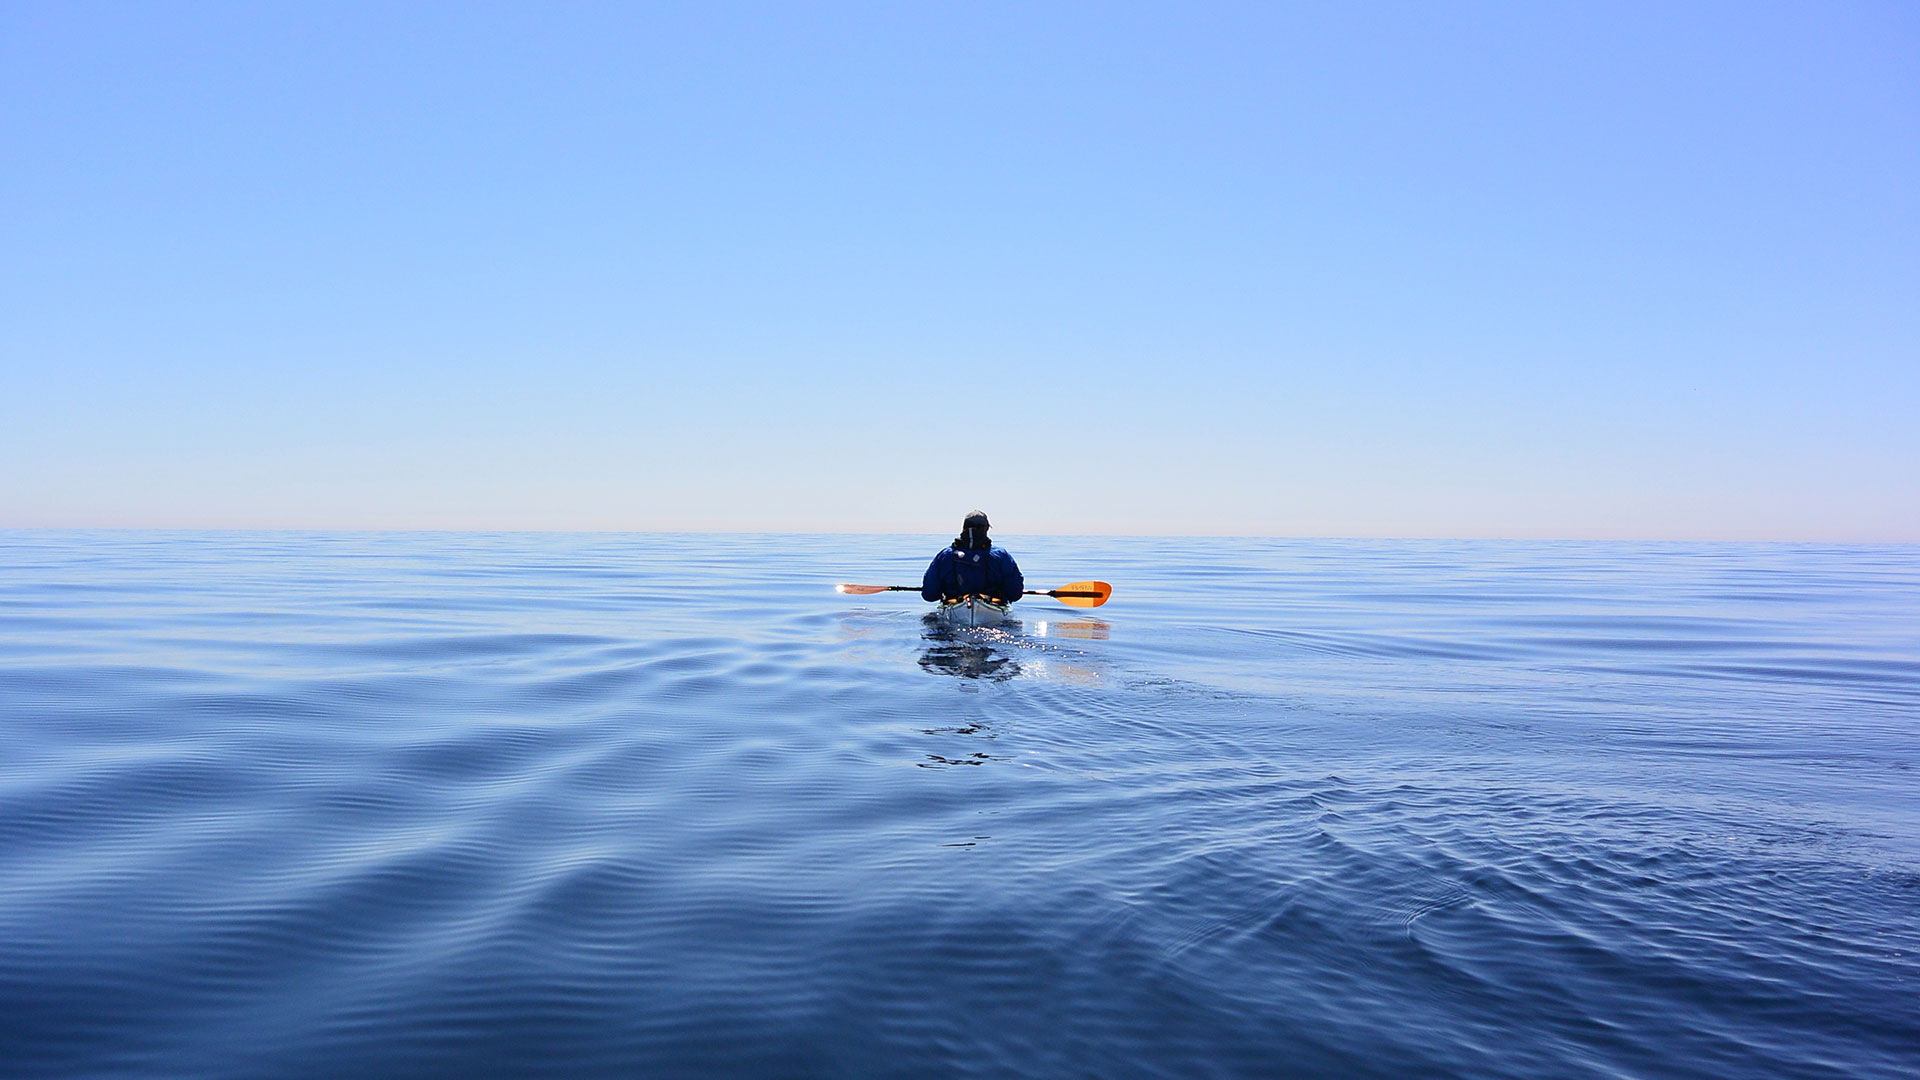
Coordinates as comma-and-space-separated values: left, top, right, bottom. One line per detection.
995, 551, 1024, 602
922, 550, 951, 602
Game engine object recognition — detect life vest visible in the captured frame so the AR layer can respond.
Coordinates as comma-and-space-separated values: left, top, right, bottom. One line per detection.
937, 545, 1018, 601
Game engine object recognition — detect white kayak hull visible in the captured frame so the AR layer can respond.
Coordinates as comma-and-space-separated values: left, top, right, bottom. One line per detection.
933, 597, 1014, 628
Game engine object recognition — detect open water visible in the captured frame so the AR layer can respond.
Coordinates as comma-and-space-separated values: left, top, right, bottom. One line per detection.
1, 531, 1916, 1079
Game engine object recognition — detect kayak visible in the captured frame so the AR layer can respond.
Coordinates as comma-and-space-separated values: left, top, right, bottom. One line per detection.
932, 596, 1014, 628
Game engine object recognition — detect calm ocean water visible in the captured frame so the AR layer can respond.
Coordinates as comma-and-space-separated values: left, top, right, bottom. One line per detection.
1, 531, 1916, 1079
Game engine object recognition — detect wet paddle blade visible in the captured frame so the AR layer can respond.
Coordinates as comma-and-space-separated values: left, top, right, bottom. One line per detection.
835, 584, 895, 595
1050, 581, 1113, 608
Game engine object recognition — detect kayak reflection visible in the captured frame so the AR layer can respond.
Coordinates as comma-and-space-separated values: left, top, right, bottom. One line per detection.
918, 616, 1023, 682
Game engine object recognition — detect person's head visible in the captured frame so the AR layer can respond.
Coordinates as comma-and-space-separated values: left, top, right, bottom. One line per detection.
954, 510, 991, 551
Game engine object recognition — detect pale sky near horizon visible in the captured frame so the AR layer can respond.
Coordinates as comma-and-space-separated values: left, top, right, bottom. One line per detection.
3, 2, 1916, 539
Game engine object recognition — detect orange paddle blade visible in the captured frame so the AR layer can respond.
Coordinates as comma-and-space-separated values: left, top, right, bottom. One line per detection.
1049, 581, 1112, 608
836, 583, 895, 595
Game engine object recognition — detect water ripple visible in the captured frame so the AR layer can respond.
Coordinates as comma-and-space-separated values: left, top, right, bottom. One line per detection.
0, 533, 1916, 1078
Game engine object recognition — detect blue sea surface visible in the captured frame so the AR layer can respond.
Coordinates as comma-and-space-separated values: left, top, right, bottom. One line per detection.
2, 532, 1916, 1079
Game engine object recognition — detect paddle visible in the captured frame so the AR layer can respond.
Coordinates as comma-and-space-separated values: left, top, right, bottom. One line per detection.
836, 580, 1113, 608
1029, 580, 1112, 608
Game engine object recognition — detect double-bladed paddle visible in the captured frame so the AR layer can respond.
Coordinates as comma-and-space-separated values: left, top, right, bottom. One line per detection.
836, 580, 1113, 609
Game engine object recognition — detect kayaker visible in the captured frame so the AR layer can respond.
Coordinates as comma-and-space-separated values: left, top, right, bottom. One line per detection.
922, 511, 1024, 604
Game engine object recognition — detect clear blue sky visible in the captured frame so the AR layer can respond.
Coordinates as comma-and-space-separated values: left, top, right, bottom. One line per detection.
3, 2, 1915, 538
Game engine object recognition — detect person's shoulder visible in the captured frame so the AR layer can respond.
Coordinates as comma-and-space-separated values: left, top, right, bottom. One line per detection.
990, 546, 1018, 560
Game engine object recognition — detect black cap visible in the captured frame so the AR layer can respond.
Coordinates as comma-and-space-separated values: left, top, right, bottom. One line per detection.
955, 510, 992, 551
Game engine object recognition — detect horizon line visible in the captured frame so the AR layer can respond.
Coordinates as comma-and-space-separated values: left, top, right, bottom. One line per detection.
3, 526, 1915, 545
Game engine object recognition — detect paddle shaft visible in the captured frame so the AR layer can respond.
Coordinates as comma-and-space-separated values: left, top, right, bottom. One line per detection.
837, 579, 1111, 607
844, 585, 1097, 597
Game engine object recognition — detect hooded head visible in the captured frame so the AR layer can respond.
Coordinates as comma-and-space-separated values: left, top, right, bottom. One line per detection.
954, 510, 992, 552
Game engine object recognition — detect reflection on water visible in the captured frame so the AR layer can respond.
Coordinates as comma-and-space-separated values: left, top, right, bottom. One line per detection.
1020, 656, 1104, 687
916, 615, 1112, 683
919, 711, 1001, 769
918, 617, 1024, 681
918, 751, 994, 768
1032, 617, 1111, 640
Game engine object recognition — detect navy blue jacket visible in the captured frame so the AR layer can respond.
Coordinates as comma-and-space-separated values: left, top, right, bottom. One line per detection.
922, 545, 1024, 603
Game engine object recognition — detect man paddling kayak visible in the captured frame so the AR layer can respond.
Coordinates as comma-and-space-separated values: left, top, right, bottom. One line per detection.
922, 511, 1024, 605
